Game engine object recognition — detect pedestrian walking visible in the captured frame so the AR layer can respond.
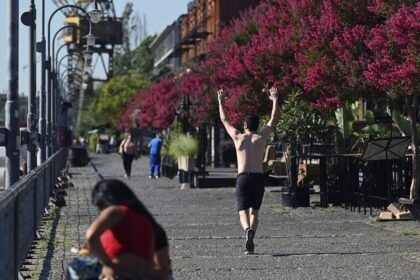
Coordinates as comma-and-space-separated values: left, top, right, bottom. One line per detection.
217, 87, 279, 254
86, 179, 173, 280
119, 132, 137, 178
148, 133, 163, 179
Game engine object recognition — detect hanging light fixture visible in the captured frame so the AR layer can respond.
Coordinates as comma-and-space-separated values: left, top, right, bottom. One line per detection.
84, 32, 96, 46
88, 1, 103, 24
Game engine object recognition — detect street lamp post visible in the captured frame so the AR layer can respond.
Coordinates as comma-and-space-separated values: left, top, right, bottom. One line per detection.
36, 0, 47, 164
51, 26, 84, 75
46, 4, 96, 157
51, 26, 88, 153
57, 53, 85, 75
5, 0, 20, 188
21, 0, 38, 172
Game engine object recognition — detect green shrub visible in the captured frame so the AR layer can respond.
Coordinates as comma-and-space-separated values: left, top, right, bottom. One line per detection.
169, 134, 198, 160
88, 134, 97, 151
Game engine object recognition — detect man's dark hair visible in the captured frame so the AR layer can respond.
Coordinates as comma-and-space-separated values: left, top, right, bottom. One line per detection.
244, 114, 259, 132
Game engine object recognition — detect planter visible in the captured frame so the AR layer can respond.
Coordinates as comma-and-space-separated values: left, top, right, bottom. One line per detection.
162, 155, 177, 178
282, 190, 310, 207
178, 156, 195, 172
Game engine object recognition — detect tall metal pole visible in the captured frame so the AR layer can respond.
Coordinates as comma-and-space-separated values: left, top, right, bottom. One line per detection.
45, 4, 93, 156
47, 54, 52, 157
27, 0, 38, 171
52, 71, 57, 153
36, 0, 46, 163
6, 0, 20, 188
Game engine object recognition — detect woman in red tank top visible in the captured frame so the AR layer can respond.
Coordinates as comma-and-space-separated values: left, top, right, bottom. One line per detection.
86, 179, 156, 279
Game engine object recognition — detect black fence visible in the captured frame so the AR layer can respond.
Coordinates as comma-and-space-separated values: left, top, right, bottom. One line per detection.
285, 153, 412, 213
0, 149, 67, 279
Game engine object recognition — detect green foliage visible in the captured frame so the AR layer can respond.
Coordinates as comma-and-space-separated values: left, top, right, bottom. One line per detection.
169, 134, 198, 160
277, 90, 331, 149
233, 31, 251, 46
131, 36, 156, 79
335, 100, 366, 135
335, 101, 355, 142
81, 35, 155, 134
334, 101, 409, 152
113, 35, 156, 78
161, 121, 183, 156
88, 71, 150, 129
78, 95, 103, 136
391, 110, 420, 139
352, 122, 400, 152
87, 133, 98, 152
334, 100, 377, 153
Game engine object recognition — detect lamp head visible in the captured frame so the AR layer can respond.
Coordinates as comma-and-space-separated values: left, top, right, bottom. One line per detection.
84, 33, 96, 47
88, 8, 102, 24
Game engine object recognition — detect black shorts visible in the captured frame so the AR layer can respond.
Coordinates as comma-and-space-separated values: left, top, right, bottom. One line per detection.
235, 173, 265, 211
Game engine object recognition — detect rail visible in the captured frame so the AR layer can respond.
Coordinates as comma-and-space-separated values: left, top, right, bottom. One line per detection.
0, 148, 67, 279
287, 153, 412, 213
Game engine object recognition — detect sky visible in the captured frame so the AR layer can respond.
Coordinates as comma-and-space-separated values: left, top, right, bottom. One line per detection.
0, 0, 192, 94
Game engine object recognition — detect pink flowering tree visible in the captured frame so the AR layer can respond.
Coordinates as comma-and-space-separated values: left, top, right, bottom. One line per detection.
120, 91, 147, 130
132, 78, 181, 129
179, 66, 217, 127
365, 2, 420, 198
204, 7, 263, 125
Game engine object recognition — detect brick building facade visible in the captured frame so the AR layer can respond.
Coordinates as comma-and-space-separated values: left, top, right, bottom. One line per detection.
179, 0, 261, 65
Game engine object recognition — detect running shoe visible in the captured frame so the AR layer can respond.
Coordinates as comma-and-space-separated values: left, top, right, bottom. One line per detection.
245, 228, 255, 254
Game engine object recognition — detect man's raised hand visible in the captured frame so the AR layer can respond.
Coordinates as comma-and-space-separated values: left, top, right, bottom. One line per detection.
268, 87, 278, 101
217, 89, 226, 103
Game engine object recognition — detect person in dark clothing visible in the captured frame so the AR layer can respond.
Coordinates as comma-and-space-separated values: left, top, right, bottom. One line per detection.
119, 133, 137, 179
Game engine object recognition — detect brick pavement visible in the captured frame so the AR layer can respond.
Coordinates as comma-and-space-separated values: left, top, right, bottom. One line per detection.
21, 152, 420, 280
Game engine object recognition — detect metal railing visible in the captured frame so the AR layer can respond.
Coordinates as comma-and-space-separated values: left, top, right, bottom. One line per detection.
0, 148, 67, 279
286, 153, 412, 212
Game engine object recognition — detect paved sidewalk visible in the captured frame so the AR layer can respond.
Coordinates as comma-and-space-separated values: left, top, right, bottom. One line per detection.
22, 153, 420, 279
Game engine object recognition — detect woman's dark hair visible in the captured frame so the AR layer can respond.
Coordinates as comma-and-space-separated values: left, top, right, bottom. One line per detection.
244, 114, 259, 132
92, 179, 157, 227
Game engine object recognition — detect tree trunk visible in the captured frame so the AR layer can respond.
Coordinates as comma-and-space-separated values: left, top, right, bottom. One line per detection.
409, 95, 419, 200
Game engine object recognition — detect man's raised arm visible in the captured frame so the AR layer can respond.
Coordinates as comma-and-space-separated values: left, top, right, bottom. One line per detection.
261, 87, 279, 137
218, 89, 239, 139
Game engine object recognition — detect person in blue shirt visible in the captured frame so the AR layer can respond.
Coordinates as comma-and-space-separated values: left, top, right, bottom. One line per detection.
148, 133, 163, 179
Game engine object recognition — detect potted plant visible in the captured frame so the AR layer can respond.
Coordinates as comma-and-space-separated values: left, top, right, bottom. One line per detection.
276, 90, 333, 207
160, 132, 177, 178
169, 134, 198, 188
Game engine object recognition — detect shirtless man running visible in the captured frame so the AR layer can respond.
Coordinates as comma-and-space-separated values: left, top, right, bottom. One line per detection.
217, 87, 279, 254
